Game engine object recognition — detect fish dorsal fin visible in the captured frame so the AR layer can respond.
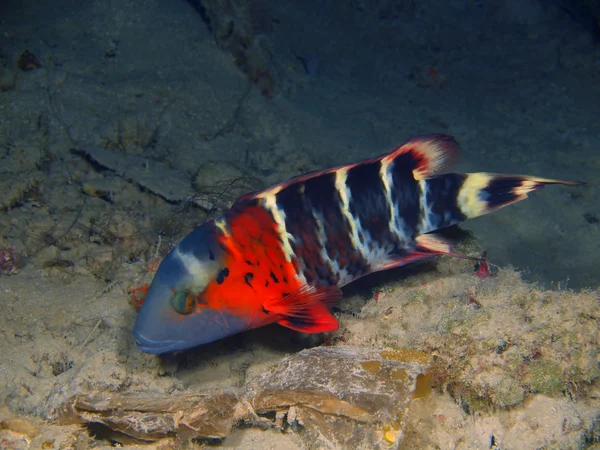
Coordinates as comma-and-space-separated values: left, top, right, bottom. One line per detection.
381, 134, 459, 180
264, 284, 342, 333
244, 134, 459, 203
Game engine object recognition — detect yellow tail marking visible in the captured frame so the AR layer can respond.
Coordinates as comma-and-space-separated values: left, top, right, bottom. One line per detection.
457, 173, 495, 218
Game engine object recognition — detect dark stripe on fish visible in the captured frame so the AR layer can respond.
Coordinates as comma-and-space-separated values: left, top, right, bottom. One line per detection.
389, 153, 421, 240
276, 182, 332, 284
346, 161, 393, 249
346, 160, 398, 264
303, 172, 371, 283
425, 174, 467, 229
275, 171, 373, 286
482, 178, 520, 210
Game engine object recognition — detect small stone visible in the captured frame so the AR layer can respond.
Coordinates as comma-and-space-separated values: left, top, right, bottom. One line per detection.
1, 417, 40, 438
16, 49, 41, 71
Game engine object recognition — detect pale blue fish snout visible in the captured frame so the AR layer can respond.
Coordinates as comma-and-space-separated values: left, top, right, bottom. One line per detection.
132, 223, 247, 354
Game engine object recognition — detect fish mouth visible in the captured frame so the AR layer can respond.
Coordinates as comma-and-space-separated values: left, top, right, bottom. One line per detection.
133, 332, 187, 354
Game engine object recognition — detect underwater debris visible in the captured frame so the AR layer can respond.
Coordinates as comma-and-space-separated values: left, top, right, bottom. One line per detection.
0, 430, 29, 450
55, 346, 430, 446
0, 246, 19, 275
193, 160, 262, 210
0, 176, 41, 211
129, 284, 149, 311
474, 250, 490, 279
16, 50, 41, 71
0, 418, 40, 439
81, 179, 118, 203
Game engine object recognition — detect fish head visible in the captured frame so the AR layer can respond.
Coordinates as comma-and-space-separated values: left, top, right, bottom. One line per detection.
133, 222, 251, 354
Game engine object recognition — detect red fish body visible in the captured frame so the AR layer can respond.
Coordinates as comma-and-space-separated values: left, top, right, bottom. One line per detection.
133, 135, 579, 354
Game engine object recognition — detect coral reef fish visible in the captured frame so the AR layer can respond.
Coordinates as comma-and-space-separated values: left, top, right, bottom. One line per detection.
133, 135, 580, 354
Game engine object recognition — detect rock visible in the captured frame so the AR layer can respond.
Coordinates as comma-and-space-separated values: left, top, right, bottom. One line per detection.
1, 417, 40, 438
250, 346, 431, 448
58, 392, 242, 441
73, 147, 197, 205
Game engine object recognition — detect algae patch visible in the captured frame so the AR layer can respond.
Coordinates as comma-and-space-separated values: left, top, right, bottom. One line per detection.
527, 359, 566, 396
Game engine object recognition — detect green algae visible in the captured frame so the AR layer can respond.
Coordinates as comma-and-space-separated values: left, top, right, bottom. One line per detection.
494, 376, 525, 407
527, 360, 566, 396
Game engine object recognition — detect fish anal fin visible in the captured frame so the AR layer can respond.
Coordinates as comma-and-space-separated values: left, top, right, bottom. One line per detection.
415, 233, 452, 254
373, 252, 435, 272
416, 233, 484, 262
382, 134, 459, 180
373, 233, 474, 272
264, 284, 342, 333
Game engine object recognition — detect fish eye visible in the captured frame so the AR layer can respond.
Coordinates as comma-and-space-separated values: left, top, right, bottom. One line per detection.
170, 289, 197, 315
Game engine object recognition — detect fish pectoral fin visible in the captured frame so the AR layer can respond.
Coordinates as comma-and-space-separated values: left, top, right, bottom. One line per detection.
276, 306, 339, 333
264, 284, 342, 333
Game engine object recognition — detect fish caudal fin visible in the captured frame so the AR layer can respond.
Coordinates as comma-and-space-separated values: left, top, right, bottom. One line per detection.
263, 284, 343, 333
457, 173, 583, 220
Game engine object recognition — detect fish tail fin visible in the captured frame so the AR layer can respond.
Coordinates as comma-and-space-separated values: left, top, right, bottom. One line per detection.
457, 173, 584, 219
